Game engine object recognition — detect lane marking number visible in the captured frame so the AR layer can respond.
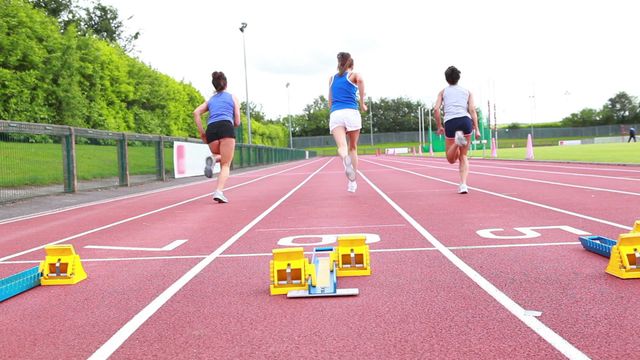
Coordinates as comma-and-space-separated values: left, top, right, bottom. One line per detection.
476, 226, 590, 240
277, 233, 381, 247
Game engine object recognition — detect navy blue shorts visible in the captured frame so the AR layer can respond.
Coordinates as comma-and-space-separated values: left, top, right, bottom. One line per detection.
444, 116, 472, 138
206, 120, 236, 143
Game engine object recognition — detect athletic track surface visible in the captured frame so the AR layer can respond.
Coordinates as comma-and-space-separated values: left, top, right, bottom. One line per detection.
1, 155, 639, 360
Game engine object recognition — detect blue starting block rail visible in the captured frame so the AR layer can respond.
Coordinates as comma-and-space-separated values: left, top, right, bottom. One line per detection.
579, 236, 617, 258
0, 266, 42, 302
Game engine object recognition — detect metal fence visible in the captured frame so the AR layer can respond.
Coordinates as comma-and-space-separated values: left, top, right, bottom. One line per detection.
292, 124, 638, 148
0, 120, 314, 204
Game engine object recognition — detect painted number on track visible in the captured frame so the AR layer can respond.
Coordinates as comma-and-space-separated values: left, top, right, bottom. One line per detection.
476, 226, 590, 240
278, 233, 381, 247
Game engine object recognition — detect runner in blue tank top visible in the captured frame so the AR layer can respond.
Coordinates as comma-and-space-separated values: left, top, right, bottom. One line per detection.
434, 66, 480, 194
193, 71, 241, 203
328, 52, 367, 193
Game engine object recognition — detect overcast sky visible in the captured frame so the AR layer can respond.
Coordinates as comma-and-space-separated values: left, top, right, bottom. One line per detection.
103, 0, 639, 125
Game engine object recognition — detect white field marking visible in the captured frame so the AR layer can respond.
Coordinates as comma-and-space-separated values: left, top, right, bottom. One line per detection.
0, 241, 583, 265
87, 158, 333, 360
84, 240, 188, 252
2, 240, 586, 266
477, 226, 590, 240
358, 170, 590, 360
277, 233, 381, 247
416, 157, 640, 174
382, 158, 640, 196
0, 159, 322, 226
256, 224, 405, 231
364, 159, 633, 232
0, 160, 321, 263
396, 157, 640, 181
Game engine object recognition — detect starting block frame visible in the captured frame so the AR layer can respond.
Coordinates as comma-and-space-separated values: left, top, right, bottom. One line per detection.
270, 235, 371, 298
0, 266, 41, 302
580, 235, 617, 258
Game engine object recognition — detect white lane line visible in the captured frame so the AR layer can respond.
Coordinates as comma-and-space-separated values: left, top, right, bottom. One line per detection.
256, 224, 406, 231
0, 159, 322, 225
414, 157, 640, 173
85, 240, 188, 252
365, 159, 632, 231
382, 158, 640, 196
359, 170, 590, 360
0, 160, 320, 263
396, 157, 640, 181
0, 241, 584, 265
87, 159, 333, 360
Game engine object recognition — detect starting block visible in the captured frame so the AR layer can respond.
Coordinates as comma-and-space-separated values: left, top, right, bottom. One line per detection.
287, 247, 359, 298
580, 235, 617, 258
606, 232, 640, 279
40, 244, 87, 285
335, 235, 371, 277
270, 236, 372, 298
269, 247, 314, 295
632, 221, 640, 234
1, 244, 87, 302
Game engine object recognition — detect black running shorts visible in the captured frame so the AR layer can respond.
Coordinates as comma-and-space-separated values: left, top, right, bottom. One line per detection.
205, 120, 236, 143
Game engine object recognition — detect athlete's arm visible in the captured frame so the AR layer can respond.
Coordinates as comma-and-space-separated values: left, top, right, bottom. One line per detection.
434, 90, 444, 135
468, 92, 480, 139
232, 95, 241, 127
351, 72, 368, 112
193, 101, 209, 143
327, 76, 333, 109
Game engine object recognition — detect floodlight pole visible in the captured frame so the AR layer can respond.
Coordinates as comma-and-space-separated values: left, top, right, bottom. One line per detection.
286, 82, 292, 149
239, 22, 251, 145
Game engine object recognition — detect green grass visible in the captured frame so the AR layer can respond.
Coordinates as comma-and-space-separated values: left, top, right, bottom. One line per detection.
309, 141, 640, 164
2, 140, 638, 188
0, 142, 174, 187
467, 142, 640, 163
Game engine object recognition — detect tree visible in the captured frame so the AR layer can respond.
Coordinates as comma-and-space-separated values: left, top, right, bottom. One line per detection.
296, 96, 329, 136
30, 0, 80, 31
601, 92, 638, 124
81, 2, 139, 52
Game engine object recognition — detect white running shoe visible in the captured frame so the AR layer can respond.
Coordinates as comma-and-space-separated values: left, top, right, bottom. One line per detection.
213, 190, 228, 203
343, 156, 356, 181
204, 156, 214, 178
347, 180, 357, 193
454, 131, 467, 147
458, 184, 468, 194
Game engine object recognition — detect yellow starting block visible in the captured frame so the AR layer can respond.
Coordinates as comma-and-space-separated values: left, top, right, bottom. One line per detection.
335, 235, 371, 277
606, 232, 640, 279
39, 244, 87, 285
269, 247, 315, 295
631, 220, 640, 234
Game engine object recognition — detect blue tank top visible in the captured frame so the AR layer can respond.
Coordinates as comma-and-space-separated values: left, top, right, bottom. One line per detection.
207, 92, 234, 125
330, 72, 358, 112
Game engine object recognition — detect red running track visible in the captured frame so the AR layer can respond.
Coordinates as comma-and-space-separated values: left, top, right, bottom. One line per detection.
1, 155, 640, 359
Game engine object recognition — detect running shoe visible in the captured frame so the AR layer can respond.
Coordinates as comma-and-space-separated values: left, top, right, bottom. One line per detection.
347, 180, 358, 193
454, 131, 467, 147
458, 184, 468, 194
343, 156, 356, 181
213, 190, 228, 203
204, 156, 214, 178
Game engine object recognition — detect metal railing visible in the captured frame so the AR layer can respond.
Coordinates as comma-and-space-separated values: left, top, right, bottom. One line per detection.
0, 120, 314, 203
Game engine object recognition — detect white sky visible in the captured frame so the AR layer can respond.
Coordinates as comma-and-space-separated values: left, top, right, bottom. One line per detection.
103, 0, 640, 124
